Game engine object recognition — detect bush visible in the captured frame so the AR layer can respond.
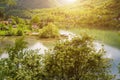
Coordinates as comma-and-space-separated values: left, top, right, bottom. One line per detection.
11, 19, 16, 25
0, 23, 8, 31
11, 16, 25, 24
0, 36, 114, 80
44, 36, 114, 80
0, 31, 6, 36
0, 38, 43, 80
16, 29, 23, 36
5, 31, 15, 36
5, 25, 15, 36
39, 23, 59, 38
30, 15, 40, 24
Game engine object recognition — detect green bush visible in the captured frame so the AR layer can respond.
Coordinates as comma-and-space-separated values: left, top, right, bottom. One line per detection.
5, 31, 14, 36
0, 31, 6, 36
30, 15, 40, 24
11, 18, 16, 25
16, 29, 23, 36
11, 16, 25, 24
0, 36, 114, 80
39, 23, 59, 38
0, 23, 8, 31
44, 36, 114, 80
0, 38, 43, 80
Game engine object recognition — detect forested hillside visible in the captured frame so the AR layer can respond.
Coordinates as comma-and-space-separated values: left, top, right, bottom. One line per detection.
17, 0, 59, 9
0, 0, 120, 30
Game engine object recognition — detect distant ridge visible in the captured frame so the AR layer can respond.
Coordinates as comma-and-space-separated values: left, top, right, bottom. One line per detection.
17, 0, 60, 9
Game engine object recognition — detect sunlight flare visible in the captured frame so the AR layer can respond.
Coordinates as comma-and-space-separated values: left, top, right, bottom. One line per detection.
66, 0, 76, 4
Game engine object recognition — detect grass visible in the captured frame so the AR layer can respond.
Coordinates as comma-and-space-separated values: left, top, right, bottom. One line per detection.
68, 28, 120, 49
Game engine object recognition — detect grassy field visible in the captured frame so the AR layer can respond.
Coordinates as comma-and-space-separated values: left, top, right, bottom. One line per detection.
68, 28, 120, 49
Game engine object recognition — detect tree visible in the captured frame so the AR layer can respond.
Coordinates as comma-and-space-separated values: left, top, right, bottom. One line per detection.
0, 0, 16, 18
44, 35, 114, 80
6, 0, 16, 8
0, 38, 43, 80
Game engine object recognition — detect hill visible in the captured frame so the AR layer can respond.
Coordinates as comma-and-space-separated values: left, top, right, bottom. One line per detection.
17, 0, 59, 9
0, 0, 120, 30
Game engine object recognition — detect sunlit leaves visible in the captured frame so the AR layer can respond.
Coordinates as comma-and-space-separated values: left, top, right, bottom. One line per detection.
44, 35, 114, 80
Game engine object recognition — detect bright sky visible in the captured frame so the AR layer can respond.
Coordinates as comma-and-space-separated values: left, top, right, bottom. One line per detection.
66, 0, 77, 4
58, 0, 77, 5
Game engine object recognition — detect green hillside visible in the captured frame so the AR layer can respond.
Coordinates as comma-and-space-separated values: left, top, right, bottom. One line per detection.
0, 0, 120, 30
17, 0, 59, 9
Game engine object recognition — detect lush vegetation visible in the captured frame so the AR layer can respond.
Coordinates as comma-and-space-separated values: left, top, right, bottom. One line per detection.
1, 0, 120, 30
68, 28, 120, 49
0, 0, 120, 79
0, 36, 114, 80
0, 16, 29, 36
39, 23, 59, 38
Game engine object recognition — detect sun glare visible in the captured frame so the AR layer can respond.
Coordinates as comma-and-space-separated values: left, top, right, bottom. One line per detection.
66, 0, 76, 4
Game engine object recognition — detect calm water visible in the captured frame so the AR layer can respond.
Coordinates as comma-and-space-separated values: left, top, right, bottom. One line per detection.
0, 36, 51, 58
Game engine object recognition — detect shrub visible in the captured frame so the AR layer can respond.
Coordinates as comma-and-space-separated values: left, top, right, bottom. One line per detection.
11, 16, 25, 24
44, 36, 114, 80
0, 36, 114, 80
5, 30, 15, 36
16, 29, 23, 36
30, 15, 40, 24
39, 23, 59, 38
0, 31, 6, 36
11, 19, 16, 25
0, 38, 43, 80
5, 25, 15, 36
5, 31, 15, 36
0, 23, 8, 31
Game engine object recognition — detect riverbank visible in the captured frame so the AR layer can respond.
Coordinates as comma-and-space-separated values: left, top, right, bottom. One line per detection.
67, 28, 120, 49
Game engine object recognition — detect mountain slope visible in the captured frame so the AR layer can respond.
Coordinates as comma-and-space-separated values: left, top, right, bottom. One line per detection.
17, 0, 59, 9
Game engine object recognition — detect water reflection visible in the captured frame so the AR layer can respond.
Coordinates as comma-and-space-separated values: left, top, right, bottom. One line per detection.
0, 36, 48, 59
28, 42, 48, 54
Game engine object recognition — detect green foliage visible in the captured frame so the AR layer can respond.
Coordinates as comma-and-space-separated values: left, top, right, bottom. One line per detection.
31, 15, 40, 24
0, 38, 43, 80
0, 0, 120, 30
0, 7, 4, 18
0, 23, 8, 30
0, 37, 27, 79
5, 31, 14, 36
11, 16, 25, 24
44, 35, 114, 80
6, 0, 16, 7
16, 29, 23, 36
0, 31, 6, 36
6, 10, 32, 18
39, 23, 59, 38
0, 35, 114, 80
